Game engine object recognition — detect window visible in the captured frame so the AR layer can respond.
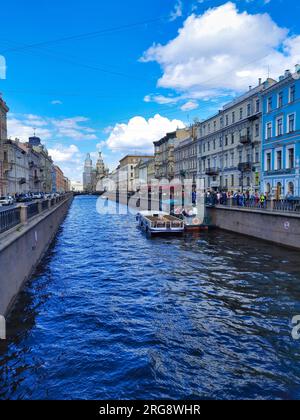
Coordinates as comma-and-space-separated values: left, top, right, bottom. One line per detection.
256, 99, 260, 113
255, 123, 259, 137
276, 150, 282, 170
232, 112, 235, 123
231, 152, 234, 166
267, 97, 272, 112
208, 142, 210, 152
214, 121, 217, 131
276, 117, 283, 136
266, 152, 271, 171
288, 114, 295, 133
239, 150, 242, 163
255, 149, 259, 163
266, 122, 272, 139
231, 134, 234, 144
240, 108, 243, 120
213, 139, 216, 150
225, 154, 228, 167
247, 103, 251, 116
278, 92, 283, 108
219, 137, 222, 148
288, 182, 295, 195
290, 85, 296, 103
208, 123, 211, 133
231, 174, 234, 187
225, 136, 228, 146
288, 148, 295, 169
226, 115, 229, 126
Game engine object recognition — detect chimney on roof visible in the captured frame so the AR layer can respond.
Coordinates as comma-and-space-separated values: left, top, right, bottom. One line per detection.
285, 69, 291, 78
249, 86, 252, 91
258, 78, 262, 86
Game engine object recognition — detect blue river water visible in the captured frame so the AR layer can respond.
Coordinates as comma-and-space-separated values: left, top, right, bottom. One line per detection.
1, 195, 300, 400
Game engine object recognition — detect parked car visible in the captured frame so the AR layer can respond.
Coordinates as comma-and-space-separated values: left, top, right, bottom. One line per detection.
16, 194, 31, 203
32, 193, 43, 199
0, 196, 14, 206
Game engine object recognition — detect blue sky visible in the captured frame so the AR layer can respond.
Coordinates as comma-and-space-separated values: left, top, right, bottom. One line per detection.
0, 0, 300, 181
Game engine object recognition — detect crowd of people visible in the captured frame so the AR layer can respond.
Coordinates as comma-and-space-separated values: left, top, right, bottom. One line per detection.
205, 190, 269, 208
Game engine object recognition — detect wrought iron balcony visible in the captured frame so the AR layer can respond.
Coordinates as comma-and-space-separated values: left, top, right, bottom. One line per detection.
205, 167, 220, 176
239, 135, 252, 145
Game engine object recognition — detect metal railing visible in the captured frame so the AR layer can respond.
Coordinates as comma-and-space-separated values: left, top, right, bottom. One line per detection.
0, 207, 21, 234
27, 202, 39, 219
207, 196, 300, 214
0, 194, 72, 236
42, 200, 48, 211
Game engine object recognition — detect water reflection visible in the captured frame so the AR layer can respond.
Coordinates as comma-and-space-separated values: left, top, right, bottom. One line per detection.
1, 196, 300, 400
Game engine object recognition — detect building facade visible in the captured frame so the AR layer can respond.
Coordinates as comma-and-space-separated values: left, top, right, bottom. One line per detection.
0, 96, 9, 196
52, 165, 65, 193
197, 78, 276, 192
261, 67, 300, 198
118, 155, 154, 193
154, 132, 177, 181
174, 128, 198, 184
83, 153, 94, 192
2, 139, 29, 195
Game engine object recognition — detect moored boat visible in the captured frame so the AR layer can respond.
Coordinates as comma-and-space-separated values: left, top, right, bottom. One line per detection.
136, 211, 184, 236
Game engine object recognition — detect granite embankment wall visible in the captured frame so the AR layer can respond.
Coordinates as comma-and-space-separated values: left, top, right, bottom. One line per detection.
0, 195, 73, 316
208, 205, 300, 249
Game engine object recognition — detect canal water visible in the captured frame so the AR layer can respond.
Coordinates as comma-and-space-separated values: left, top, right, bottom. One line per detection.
1, 195, 300, 400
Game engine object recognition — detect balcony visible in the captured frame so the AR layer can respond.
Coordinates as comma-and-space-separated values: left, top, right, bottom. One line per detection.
247, 112, 260, 121
238, 162, 253, 172
239, 135, 252, 145
205, 167, 220, 176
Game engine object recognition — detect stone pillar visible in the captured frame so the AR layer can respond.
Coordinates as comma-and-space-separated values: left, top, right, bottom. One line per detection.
20, 206, 28, 225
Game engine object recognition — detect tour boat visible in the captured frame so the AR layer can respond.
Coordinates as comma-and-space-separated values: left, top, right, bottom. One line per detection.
136, 211, 185, 236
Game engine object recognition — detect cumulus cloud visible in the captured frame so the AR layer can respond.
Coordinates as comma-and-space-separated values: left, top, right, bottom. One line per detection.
180, 101, 199, 111
106, 114, 185, 153
48, 144, 80, 163
142, 2, 300, 95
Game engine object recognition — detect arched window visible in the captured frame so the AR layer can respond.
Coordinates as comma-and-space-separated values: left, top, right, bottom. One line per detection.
288, 182, 294, 195
266, 183, 271, 194
276, 182, 282, 199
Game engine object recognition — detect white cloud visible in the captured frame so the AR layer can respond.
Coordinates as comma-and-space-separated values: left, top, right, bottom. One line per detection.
142, 2, 300, 95
8, 114, 98, 142
7, 117, 52, 142
48, 144, 80, 163
170, 0, 183, 21
106, 114, 185, 153
180, 101, 199, 111
144, 94, 179, 104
